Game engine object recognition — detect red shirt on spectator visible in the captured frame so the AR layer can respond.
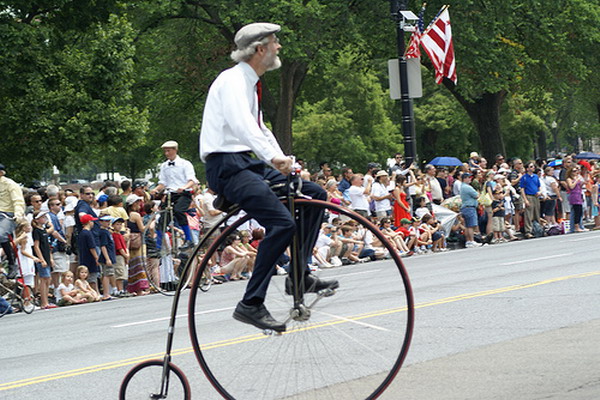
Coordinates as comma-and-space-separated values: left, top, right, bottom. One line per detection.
113, 231, 127, 253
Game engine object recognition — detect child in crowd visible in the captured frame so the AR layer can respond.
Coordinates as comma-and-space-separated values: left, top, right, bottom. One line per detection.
102, 195, 129, 221
395, 218, 417, 252
337, 225, 365, 263
409, 217, 432, 254
14, 220, 40, 289
213, 234, 252, 280
421, 214, 447, 252
413, 197, 430, 219
32, 211, 57, 309
74, 265, 102, 302
77, 214, 101, 294
491, 189, 506, 243
98, 215, 117, 300
379, 218, 411, 255
111, 217, 130, 297
238, 230, 257, 273
55, 271, 87, 306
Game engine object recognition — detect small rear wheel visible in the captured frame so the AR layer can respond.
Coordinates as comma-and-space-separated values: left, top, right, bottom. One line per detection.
119, 359, 191, 400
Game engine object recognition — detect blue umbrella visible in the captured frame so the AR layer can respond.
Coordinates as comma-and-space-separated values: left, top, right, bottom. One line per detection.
574, 151, 600, 160
428, 156, 463, 167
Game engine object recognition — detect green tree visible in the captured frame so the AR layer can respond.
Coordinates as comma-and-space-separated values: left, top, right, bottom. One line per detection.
0, 6, 147, 182
293, 48, 400, 171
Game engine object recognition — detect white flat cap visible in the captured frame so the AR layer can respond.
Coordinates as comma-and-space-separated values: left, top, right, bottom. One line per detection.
161, 140, 178, 149
234, 22, 281, 49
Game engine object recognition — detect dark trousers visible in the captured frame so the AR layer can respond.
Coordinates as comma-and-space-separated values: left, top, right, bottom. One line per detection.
206, 153, 326, 303
160, 192, 192, 227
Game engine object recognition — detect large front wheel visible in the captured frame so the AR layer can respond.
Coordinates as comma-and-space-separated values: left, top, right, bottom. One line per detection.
188, 199, 414, 400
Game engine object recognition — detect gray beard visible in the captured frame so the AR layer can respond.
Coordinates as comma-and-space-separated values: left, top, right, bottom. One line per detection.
264, 51, 282, 71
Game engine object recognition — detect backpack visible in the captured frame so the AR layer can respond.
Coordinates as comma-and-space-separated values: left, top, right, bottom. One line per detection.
532, 221, 544, 238
546, 224, 563, 236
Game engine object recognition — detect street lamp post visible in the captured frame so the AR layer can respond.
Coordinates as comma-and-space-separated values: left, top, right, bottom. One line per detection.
390, 0, 417, 166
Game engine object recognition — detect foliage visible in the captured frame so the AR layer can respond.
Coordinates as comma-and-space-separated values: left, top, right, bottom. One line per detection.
293, 48, 400, 171
0, 9, 147, 182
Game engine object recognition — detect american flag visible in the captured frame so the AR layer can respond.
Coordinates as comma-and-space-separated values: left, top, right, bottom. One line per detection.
404, 4, 426, 60
420, 6, 457, 84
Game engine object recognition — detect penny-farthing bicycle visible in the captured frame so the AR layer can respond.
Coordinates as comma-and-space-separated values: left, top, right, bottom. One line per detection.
120, 170, 414, 399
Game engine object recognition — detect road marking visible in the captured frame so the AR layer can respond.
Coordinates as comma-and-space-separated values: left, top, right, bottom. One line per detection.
499, 253, 573, 266
111, 306, 235, 328
2, 270, 600, 392
565, 236, 599, 242
315, 310, 391, 332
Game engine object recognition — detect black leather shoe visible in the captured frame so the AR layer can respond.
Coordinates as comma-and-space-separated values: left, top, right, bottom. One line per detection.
233, 302, 286, 332
285, 274, 339, 295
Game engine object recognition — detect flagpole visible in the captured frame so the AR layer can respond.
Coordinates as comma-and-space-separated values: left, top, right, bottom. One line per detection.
390, 0, 418, 167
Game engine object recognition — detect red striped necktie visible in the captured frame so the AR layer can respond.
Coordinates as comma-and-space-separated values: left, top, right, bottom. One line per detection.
256, 80, 262, 127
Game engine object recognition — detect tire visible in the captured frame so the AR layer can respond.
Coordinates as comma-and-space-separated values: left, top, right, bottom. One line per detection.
119, 359, 191, 400
142, 212, 195, 296
188, 199, 414, 400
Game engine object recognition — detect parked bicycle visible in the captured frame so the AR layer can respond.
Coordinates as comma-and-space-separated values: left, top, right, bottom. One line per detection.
120, 170, 414, 399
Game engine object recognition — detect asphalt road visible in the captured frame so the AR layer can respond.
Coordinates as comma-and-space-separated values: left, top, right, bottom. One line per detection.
1, 231, 599, 399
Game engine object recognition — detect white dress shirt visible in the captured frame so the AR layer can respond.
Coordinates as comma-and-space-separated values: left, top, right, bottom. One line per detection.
158, 155, 198, 191
199, 62, 285, 165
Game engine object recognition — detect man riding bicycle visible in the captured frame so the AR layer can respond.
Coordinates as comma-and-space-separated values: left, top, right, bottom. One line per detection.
199, 22, 338, 333
151, 141, 198, 251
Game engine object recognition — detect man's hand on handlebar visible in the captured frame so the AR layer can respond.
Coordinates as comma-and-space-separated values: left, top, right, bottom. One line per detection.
271, 156, 293, 175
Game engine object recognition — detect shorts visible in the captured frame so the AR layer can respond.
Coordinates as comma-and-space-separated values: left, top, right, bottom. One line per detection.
432, 231, 443, 242
114, 255, 128, 281
23, 274, 35, 287
461, 206, 478, 228
87, 272, 100, 284
353, 209, 369, 218
492, 216, 505, 232
100, 263, 115, 278
52, 252, 69, 273
513, 196, 524, 211
543, 198, 556, 217
375, 210, 392, 218
35, 263, 51, 278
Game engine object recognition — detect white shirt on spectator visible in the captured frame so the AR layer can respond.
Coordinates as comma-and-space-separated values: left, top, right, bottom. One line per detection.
201, 191, 222, 229
315, 231, 333, 249
348, 186, 369, 211
55, 283, 74, 302
371, 182, 393, 212
158, 155, 198, 192
427, 176, 443, 201
453, 179, 462, 196
199, 62, 285, 165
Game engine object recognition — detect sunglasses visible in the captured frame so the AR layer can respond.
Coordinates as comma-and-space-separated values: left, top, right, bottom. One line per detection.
84, 192, 94, 195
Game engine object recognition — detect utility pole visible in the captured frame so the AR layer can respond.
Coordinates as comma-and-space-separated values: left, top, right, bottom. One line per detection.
390, 0, 417, 166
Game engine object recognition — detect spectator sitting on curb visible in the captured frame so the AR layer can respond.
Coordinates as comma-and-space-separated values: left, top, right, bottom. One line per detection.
55, 271, 87, 306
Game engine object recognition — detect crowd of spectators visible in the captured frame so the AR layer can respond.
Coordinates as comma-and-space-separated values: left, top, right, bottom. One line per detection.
2, 150, 600, 313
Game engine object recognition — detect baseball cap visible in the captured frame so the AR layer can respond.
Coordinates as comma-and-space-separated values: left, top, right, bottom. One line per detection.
400, 218, 411, 225
99, 215, 113, 222
111, 217, 125, 225
461, 172, 473, 180
0, 164, 5, 171
33, 210, 48, 220
97, 194, 109, 204
80, 214, 98, 224
126, 194, 143, 205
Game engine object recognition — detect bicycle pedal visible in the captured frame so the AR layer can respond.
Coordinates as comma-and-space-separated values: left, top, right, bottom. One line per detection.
318, 288, 336, 297
262, 329, 284, 336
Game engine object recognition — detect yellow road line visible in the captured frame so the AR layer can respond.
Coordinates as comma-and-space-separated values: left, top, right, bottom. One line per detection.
1, 270, 599, 391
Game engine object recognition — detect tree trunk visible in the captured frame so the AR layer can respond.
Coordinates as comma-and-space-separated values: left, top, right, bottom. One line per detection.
442, 80, 508, 161
536, 130, 547, 160
262, 60, 308, 155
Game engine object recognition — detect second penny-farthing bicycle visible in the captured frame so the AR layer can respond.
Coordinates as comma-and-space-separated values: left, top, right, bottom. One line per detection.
119, 169, 415, 399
